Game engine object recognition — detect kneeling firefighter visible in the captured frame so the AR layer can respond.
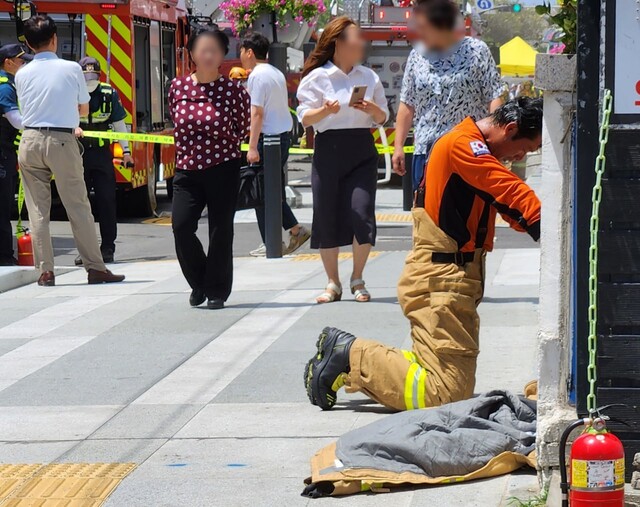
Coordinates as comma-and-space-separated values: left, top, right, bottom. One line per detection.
76, 57, 134, 265
305, 97, 543, 412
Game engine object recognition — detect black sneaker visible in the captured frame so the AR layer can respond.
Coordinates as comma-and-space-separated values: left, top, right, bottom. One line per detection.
304, 327, 355, 410
189, 289, 206, 307
207, 297, 224, 310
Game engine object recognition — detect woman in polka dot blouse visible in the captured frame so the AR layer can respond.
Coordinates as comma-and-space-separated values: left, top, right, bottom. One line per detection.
168, 27, 250, 310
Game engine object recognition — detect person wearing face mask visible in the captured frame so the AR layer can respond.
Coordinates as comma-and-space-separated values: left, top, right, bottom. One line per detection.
0, 44, 31, 266
74, 56, 132, 265
304, 98, 543, 413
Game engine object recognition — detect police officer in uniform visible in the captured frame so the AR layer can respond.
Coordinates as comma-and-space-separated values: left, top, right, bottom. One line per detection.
76, 57, 133, 265
0, 44, 31, 265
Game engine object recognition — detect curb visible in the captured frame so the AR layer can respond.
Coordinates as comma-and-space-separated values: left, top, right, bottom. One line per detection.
0, 266, 76, 293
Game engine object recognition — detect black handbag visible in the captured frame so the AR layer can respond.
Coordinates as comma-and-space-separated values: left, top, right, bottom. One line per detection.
236, 164, 264, 210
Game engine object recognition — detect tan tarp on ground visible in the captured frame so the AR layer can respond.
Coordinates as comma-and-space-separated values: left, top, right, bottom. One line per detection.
306, 444, 536, 496
304, 390, 539, 497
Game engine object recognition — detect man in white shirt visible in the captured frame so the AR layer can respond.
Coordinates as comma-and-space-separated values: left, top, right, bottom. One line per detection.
16, 15, 124, 286
240, 33, 310, 257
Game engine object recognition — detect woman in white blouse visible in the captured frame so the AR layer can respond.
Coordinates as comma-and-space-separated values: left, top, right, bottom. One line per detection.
297, 16, 389, 304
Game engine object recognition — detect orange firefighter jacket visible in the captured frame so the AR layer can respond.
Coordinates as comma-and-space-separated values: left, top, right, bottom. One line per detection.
422, 117, 541, 253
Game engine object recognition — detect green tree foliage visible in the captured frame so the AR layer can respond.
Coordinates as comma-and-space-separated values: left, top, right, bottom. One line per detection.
535, 0, 577, 53
478, 0, 550, 49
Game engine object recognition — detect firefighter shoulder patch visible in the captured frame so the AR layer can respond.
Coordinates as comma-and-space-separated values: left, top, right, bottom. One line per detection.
469, 140, 491, 157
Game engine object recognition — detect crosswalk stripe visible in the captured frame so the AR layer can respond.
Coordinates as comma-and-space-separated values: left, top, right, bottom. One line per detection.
0, 259, 323, 399
133, 289, 317, 405
0, 294, 172, 393
0, 296, 122, 340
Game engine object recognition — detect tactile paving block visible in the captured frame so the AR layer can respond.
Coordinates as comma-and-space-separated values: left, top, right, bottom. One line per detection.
375, 213, 412, 223
0, 465, 43, 501
291, 251, 382, 262
0, 463, 136, 506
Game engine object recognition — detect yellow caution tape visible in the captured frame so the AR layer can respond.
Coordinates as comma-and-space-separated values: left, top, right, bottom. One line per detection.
82, 130, 174, 145
240, 143, 414, 155
82, 131, 415, 153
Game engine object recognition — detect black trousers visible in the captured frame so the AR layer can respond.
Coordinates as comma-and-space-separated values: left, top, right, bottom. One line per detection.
83, 145, 117, 253
172, 159, 240, 301
0, 153, 16, 262
254, 132, 298, 240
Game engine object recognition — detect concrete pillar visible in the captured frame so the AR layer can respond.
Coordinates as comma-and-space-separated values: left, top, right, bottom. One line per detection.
534, 53, 578, 477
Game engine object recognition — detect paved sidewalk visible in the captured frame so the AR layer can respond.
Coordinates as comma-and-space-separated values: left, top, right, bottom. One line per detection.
0, 241, 541, 506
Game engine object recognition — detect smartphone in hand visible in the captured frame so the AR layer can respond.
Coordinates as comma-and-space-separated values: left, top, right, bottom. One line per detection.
348, 85, 368, 106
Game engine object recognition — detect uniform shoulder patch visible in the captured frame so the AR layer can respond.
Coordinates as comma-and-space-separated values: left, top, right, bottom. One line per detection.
469, 140, 491, 157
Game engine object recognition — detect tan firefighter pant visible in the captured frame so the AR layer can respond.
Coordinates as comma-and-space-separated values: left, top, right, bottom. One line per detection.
346, 208, 485, 411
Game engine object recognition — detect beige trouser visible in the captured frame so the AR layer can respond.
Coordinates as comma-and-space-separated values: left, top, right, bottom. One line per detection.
346, 208, 485, 411
18, 129, 106, 273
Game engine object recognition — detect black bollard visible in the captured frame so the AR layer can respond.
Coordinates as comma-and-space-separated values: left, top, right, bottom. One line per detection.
263, 134, 283, 258
402, 152, 414, 211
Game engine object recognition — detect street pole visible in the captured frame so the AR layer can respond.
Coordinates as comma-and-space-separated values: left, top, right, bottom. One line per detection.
402, 161, 413, 211
303, 41, 315, 61
263, 134, 283, 258
269, 42, 287, 75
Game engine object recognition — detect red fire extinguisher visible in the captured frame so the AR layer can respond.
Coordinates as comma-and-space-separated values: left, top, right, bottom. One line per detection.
559, 414, 625, 507
16, 227, 34, 267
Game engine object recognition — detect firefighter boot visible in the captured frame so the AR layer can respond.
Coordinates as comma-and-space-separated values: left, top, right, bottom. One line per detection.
304, 327, 355, 410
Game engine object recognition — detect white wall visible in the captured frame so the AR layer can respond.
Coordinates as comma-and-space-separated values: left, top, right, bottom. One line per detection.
534, 53, 578, 473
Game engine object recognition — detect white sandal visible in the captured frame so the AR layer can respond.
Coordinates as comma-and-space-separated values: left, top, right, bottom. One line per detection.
350, 279, 370, 302
316, 282, 342, 304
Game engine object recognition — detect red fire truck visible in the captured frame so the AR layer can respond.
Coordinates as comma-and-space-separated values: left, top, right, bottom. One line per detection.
350, 3, 414, 182
0, 0, 190, 216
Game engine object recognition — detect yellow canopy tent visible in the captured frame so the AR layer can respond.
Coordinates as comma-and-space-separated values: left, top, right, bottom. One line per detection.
499, 36, 537, 77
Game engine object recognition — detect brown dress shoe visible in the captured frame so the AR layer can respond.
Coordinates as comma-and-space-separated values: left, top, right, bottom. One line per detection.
37, 271, 55, 287
87, 269, 125, 285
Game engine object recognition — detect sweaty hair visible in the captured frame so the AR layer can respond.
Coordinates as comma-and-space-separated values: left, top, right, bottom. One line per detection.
302, 16, 355, 78
187, 26, 229, 56
241, 32, 270, 60
491, 97, 544, 140
413, 0, 459, 31
24, 15, 57, 50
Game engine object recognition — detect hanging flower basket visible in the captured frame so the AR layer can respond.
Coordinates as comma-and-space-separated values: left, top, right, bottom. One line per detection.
219, 0, 326, 39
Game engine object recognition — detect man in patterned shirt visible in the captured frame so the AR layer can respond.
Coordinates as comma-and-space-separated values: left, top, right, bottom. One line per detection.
392, 0, 505, 189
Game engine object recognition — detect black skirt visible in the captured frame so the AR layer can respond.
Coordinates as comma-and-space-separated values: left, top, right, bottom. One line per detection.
311, 128, 378, 249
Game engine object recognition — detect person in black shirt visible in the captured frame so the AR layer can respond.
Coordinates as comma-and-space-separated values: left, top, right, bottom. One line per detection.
76, 57, 133, 265
0, 44, 31, 265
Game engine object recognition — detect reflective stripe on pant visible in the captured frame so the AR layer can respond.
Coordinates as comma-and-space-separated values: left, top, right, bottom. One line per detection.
402, 350, 428, 410
346, 208, 484, 411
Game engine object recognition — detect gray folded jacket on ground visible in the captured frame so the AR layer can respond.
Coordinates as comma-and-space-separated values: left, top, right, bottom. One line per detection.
337, 390, 536, 477
303, 390, 537, 498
